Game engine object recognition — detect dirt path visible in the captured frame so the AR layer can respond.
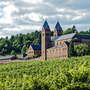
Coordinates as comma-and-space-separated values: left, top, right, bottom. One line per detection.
0, 57, 44, 64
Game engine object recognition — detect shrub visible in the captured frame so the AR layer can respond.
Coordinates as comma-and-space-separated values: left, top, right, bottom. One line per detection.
27, 55, 38, 60
11, 50, 16, 55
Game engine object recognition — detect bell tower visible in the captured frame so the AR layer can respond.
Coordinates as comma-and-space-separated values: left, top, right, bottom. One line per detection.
54, 21, 63, 37
41, 20, 51, 59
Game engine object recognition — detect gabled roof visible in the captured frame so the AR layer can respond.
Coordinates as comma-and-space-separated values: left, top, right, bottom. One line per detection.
55, 21, 61, 31
47, 45, 62, 50
78, 34, 90, 39
65, 42, 69, 47
73, 35, 81, 39
51, 33, 76, 41
31, 45, 41, 50
0, 55, 14, 60
43, 20, 49, 30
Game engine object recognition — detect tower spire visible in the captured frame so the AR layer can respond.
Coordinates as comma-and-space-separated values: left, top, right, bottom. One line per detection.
57, 18, 59, 22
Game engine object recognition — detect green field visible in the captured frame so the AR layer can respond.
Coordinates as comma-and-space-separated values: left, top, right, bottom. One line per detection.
0, 56, 90, 90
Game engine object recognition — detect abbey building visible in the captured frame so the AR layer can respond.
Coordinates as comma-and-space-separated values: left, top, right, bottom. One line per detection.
28, 21, 90, 60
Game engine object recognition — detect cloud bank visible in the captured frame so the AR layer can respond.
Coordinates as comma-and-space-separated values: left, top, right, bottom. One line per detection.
0, 0, 90, 38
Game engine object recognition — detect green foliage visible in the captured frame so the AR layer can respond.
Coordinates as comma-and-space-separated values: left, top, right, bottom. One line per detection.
11, 50, 16, 55
27, 55, 38, 59
63, 25, 77, 35
63, 29, 74, 35
74, 44, 90, 56
0, 30, 41, 55
0, 56, 90, 89
78, 29, 90, 35
21, 45, 27, 54
0, 39, 12, 54
68, 40, 75, 57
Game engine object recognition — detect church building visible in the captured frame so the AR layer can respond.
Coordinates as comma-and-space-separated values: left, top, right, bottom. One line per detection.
28, 20, 90, 60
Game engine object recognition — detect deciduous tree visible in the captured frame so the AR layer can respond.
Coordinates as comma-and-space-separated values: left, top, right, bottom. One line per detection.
74, 44, 90, 56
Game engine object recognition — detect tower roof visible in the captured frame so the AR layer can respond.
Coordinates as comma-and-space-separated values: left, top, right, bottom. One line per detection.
55, 21, 61, 31
43, 20, 49, 30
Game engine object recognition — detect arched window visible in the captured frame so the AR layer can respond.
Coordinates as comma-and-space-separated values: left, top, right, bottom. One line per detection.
42, 33, 44, 36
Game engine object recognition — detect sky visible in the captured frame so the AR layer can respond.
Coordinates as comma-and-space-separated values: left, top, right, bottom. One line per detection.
0, 0, 90, 38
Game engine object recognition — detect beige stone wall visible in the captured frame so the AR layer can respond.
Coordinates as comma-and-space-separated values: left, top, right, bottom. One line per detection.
54, 28, 58, 37
27, 45, 34, 57
52, 38, 71, 46
34, 50, 41, 56
50, 38, 71, 48
54, 27, 63, 37
47, 42, 68, 59
41, 26, 51, 59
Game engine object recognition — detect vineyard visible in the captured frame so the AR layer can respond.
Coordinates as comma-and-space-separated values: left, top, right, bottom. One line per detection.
0, 56, 90, 90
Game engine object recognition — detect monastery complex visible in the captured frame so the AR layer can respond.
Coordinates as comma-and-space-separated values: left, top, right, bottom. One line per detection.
28, 21, 90, 60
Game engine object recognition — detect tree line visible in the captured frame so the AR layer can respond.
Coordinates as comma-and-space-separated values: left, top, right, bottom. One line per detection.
0, 25, 90, 56
0, 30, 54, 55
0, 31, 41, 55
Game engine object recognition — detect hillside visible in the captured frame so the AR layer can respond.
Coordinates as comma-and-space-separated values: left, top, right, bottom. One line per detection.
0, 56, 90, 90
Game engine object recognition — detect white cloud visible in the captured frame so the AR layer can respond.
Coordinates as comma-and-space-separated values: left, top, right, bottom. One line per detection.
28, 13, 41, 21
0, 5, 19, 24
22, 0, 43, 4
0, 0, 90, 38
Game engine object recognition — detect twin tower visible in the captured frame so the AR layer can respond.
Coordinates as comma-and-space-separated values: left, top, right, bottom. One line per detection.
41, 20, 63, 59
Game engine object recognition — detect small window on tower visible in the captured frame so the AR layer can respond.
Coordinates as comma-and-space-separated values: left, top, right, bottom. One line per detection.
42, 34, 44, 36
47, 29, 49, 31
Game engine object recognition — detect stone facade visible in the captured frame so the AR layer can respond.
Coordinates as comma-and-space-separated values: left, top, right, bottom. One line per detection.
27, 20, 90, 60
41, 21, 90, 60
28, 44, 41, 57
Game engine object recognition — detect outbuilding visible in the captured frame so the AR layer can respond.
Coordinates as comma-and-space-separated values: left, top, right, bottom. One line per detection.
27, 44, 41, 57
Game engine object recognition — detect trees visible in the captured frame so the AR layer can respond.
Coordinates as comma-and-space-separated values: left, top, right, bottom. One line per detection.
72, 25, 77, 33
63, 25, 77, 35
11, 50, 16, 55
63, 29, 74, 35
0, 39, 12, 54
21, 45, 27, 54
68, 39, 75, 57
74, 44, 90, 56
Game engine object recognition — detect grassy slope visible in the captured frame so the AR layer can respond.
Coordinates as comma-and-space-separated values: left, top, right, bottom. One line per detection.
0, 56, 90, 90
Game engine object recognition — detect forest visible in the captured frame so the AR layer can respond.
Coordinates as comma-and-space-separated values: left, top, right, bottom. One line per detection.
0, 25, 90, 55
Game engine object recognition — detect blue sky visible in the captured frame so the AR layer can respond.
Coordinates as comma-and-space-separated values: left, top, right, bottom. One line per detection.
0, 0, 90, 38
0, 5, 6, 9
